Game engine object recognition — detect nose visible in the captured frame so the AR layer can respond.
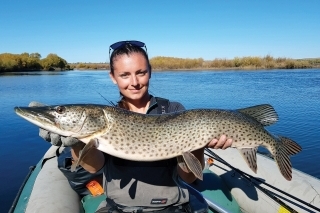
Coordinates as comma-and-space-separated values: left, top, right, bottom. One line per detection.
130, 75, 138, 86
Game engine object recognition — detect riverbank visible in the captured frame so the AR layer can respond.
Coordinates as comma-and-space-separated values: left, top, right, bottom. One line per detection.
69, 56, 320, 71
2, 53, 319, 73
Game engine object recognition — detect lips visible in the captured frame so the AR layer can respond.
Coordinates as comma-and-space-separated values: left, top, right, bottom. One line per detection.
129, 87, 142, 93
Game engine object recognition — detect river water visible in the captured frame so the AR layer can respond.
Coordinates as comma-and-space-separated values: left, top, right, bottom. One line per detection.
1, 69, 319, 211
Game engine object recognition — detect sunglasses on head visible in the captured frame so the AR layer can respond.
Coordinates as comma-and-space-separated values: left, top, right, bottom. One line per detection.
109, 40, 147, 59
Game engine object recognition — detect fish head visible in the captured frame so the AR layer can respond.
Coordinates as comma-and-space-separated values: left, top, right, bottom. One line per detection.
14, 104, 108, 138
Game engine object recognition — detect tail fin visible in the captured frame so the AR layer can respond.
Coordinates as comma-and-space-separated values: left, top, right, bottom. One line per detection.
274, 136, 302, 181
280, 136, 302, 155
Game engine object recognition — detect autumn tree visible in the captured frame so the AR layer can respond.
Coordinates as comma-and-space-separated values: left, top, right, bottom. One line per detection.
40, 53, 68, 70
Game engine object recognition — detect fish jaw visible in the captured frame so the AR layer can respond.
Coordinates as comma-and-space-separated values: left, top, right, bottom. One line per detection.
14, 106, 75, 137
14, 105, 108, 139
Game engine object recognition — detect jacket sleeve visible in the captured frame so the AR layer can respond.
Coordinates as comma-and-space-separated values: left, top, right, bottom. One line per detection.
168, 101, 185, 112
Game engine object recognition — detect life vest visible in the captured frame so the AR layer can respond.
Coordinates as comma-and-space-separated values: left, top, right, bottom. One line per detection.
103, 97, 189, 211
58, 97, 208, 212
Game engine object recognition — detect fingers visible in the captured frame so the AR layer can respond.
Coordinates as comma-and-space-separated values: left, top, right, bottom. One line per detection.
39, 128, 62, 146
222, 138, 233, 149
39, 128, 51, 142
207, 135, 233, 150
29, 101, 46, 107
61, 137, 82, 147
214, 135, 227, 149
39, 128, 81, 147
50, 133, 63, 146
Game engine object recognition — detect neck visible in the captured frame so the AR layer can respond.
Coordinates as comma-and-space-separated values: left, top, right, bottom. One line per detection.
126, 94, 151, 113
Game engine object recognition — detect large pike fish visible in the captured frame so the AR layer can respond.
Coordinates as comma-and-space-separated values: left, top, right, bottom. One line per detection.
14, 103, 301, 181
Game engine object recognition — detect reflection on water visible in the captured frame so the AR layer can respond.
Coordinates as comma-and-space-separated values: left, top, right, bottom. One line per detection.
1, 69, 319, 211
0, 71, 67, 76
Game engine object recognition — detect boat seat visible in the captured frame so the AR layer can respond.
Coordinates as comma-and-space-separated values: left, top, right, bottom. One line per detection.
25, 146, 83, 213
81, 169, 241, 213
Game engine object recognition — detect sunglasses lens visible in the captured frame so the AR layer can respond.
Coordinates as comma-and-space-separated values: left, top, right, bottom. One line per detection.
128, 41, 145, 47
109, 40, 147, 60
110, 41, 125, 50
110, 41, 145, 50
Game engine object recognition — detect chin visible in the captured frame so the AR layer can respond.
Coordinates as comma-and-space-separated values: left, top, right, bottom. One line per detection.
129, 95, 144, 100
126, 92, 147, 101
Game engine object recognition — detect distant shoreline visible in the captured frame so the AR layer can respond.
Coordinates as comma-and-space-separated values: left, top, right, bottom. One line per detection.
2, 67, 319, 74
73, 66, 320, 72
69, 56, 320, 71
1, 52, 319, 73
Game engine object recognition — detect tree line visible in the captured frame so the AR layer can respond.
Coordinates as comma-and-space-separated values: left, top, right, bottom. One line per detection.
0, 53, 71, 72
1, 52, 319, 73
70, 55, 319, 70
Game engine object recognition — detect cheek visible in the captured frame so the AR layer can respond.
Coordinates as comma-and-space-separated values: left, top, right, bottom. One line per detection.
114, 78, 132, 92
139, 75, 150, 85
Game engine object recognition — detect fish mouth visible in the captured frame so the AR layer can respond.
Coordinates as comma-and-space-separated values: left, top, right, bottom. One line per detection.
14, 106, 56, 129
14, 106, 90, 138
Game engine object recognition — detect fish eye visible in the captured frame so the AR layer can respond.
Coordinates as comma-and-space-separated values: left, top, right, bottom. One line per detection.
55, 106, 66, 114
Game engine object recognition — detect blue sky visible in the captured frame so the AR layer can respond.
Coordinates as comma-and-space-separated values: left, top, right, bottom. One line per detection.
1, 0, 319, 63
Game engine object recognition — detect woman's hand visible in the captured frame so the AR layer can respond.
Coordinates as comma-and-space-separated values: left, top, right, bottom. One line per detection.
207, 135, 233, 149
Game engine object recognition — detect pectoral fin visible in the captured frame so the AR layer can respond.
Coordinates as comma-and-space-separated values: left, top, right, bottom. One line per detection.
238, 147, 258, 173
71, 138, 99, 172
176, 156, 190, 173
181, 152, 203, 180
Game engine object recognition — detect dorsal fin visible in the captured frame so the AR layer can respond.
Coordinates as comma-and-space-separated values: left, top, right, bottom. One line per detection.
237, 104, 278, 126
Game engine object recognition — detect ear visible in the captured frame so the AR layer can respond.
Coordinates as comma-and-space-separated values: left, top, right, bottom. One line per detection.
109, 72, 117, 84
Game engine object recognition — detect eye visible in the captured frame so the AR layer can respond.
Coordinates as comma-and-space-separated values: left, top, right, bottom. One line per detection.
120, 73, 129, 78
55, 106, 66, 114
137, 70, 148, 76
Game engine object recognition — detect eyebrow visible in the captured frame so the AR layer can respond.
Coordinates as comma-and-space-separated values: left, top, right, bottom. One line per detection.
118, 69, 148, 74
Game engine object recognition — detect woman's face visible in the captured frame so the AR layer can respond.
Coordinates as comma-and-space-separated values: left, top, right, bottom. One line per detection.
109, 52, 151, 102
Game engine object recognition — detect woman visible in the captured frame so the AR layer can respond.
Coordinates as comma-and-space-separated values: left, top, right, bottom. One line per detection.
41, 40, 232, 213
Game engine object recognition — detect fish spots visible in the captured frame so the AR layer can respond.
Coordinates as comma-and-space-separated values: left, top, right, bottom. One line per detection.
45, 106, 281, 176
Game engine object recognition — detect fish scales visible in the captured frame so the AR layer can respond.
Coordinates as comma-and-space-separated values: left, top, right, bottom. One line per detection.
14, 103, 302, 181
98, 107, 276, 161
104, 110, 210, 160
